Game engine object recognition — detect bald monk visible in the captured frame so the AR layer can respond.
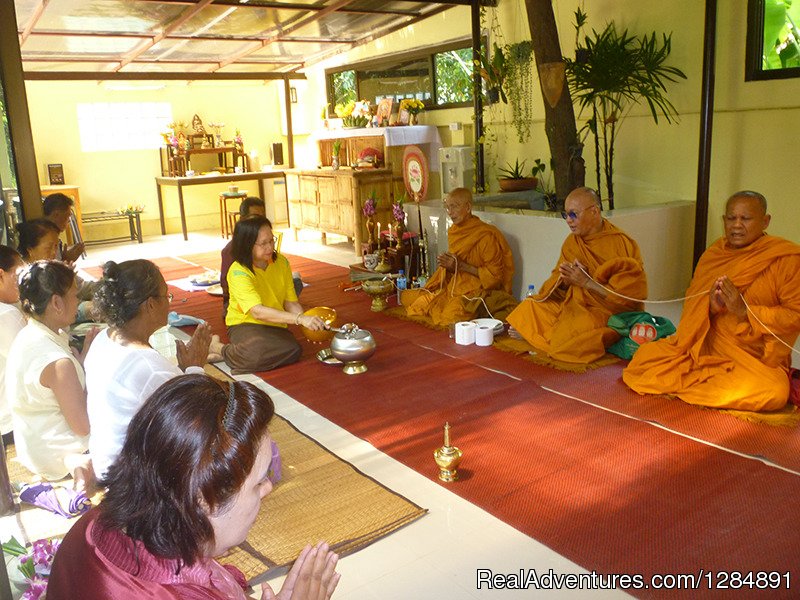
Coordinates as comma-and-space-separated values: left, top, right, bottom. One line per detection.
507, 187, 647, 363
623, 191, 800, 412
400, 187, 515, 326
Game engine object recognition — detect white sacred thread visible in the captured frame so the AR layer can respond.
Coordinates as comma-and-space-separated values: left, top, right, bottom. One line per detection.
574, 265, 800, 356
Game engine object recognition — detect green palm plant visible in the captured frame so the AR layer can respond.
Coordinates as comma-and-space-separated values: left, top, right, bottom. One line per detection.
565, 9, 687, 209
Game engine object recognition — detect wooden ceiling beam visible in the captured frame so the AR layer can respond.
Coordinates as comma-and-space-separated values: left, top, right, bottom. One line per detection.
115, 0, 216, 71
25, 29, 346, 45
303, 4, 450, 69
18, 0, 49, 46
23, 71, 307, 81
213, 0, 356, 71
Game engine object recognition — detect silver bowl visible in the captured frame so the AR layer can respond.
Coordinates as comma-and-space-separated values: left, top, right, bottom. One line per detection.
330, 325, 376, 375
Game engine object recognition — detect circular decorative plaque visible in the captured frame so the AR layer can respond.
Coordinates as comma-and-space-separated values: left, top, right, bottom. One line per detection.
402, 145, 428, 201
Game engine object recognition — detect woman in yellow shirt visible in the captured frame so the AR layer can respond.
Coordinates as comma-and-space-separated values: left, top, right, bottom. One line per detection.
211, 216, 325, 373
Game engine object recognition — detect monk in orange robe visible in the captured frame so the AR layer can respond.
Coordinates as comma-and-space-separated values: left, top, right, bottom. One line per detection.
400, 188, 515, 327
623, 191, 800, 412
506, 187, 647, 363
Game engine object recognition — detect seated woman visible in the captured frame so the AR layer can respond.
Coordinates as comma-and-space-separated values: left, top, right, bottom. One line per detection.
5, 261, 94, 489
210, 216, 325, 374
16, 218, 61, 262
17, 218, 95, 321
86, 259, 211, 479
47, 374, 341, 600
0, 245, 26, 445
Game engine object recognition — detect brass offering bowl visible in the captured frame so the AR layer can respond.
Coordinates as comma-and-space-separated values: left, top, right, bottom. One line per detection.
301, 306, 337, 344
330, 324, 376, 375
361, 278, 394, 312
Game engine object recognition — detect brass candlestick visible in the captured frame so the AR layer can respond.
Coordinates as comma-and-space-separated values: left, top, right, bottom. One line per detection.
433, 422, 463, 482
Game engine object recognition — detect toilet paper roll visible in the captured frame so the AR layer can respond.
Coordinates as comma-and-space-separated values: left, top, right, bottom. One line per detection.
475, 325, 494, 346
455, 321, 476, 345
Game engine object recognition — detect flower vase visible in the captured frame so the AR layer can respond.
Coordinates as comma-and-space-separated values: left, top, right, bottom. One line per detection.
365, 216, 375, 244
410, 113, 418, 126
332, 155, 340, 171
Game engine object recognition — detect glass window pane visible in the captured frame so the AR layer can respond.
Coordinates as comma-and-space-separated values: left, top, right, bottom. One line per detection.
358, 58, 430, 106
434, 47, 473, 104
761, 0, 800, 70
331, 70, 356, 107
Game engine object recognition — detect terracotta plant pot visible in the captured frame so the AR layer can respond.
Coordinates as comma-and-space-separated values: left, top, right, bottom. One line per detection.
498, 177, 538, 192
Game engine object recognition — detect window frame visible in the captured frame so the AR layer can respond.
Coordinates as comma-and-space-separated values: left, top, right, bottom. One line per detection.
325, 36, 480, 116
745, 0, 800, 81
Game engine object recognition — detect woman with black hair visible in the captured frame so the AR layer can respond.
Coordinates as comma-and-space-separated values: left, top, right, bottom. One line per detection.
5, 260, 95, 489
48, 374, 340, 599
209, 216, 325, 373
85, 259, 211, 479
16, 218, 60, 262
0, 245, 25, 443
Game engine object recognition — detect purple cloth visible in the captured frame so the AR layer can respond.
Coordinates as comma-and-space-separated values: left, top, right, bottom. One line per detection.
268, 439, 282, 484
19, 483, 91, 518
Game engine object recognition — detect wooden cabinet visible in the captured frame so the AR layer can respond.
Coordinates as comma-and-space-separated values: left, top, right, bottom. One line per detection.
286, 168, 401, 256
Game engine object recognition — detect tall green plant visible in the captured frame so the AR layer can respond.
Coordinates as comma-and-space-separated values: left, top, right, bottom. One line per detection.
565, 11, 686, 208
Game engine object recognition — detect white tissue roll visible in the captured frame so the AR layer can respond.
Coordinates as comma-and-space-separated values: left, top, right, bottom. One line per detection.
475, 325, 493, 346
455, 321, 476, 345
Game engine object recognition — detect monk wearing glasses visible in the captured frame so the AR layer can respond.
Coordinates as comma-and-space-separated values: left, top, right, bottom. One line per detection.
624, 191, 800, 411
507, 186, 647, 364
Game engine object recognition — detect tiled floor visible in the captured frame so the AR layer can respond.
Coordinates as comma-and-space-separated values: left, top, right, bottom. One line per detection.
67, 228, 624, 599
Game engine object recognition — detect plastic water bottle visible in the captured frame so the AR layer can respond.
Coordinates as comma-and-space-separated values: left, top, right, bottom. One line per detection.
396, 269, 407, 303
524, 284, 536, 300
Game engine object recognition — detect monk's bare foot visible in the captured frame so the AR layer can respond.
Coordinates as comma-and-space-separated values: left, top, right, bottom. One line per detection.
207, 335, 226, 363
507, 326, 522, 340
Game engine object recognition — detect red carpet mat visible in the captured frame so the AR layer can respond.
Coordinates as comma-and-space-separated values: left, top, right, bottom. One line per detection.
124, 252, 800, 597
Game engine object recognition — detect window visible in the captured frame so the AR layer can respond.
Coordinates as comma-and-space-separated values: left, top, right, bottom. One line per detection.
746, 0, 800, 80
434, 47, 474, 105
330, 70, 356, 108
326, 38, 478, 114
77, 102, 172, 152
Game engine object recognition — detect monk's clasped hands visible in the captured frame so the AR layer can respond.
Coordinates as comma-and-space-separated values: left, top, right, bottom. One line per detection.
558, 259, 590, 289
709, 276, 747, 320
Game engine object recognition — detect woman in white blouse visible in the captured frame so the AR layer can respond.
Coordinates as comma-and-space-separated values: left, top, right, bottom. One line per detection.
5, 261, 95, 489
85, 259, 211, 479
0, 245, 26, 445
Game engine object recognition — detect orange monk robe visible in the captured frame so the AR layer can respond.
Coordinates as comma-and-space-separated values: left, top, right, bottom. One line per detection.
623, 235, 800, 412
506, 220, 647, 363
401, 214, 515, 326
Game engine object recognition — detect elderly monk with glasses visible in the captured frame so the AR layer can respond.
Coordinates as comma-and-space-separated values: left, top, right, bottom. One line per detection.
507, 187, 647, 364
400, 187, 516, 327
624, 191, 800, 412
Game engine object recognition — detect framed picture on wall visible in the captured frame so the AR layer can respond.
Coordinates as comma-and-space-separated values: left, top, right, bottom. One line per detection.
376, 97, 393, 127
47, 164, 65, 185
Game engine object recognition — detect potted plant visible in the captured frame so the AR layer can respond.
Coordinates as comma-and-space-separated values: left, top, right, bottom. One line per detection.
497, 158, 540, 192
478, 42, 508, 104
565, 9, 686, 209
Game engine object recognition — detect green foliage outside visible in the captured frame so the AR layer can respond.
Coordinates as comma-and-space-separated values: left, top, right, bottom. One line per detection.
762, 0, 800, 69
435, 48, 474, 104
331, 70, 357, 108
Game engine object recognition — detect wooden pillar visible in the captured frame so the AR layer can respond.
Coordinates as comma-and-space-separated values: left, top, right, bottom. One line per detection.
283, 76, 295, 169
693, 0, 718, 267
471, 0, 485, 193
0, 0, 41, 220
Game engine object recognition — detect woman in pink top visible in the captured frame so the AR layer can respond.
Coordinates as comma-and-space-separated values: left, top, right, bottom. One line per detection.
48, 374, 341, 600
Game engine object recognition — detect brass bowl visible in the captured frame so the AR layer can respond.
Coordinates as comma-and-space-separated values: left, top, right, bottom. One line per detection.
330, 327, 376, 374
301, 306, 337, 343
361, 278, 394, 312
